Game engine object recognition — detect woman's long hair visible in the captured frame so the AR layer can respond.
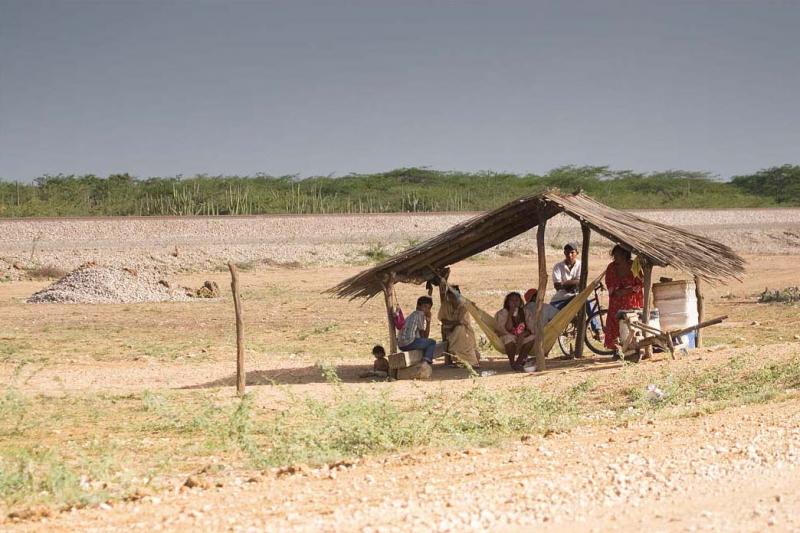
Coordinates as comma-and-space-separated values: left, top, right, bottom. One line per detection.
610, 244, 632, 262
502, 292, 525, 327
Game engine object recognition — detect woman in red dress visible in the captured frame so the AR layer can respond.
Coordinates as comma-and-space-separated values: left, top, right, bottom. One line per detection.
604, 245, 644, 350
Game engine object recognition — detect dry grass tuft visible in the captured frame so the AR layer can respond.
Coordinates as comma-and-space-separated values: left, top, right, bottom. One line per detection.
25, 265, 68, 280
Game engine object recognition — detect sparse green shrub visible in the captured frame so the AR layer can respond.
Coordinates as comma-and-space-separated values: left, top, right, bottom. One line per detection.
0, 447, 109, 508
758, 287, 800, 304
627, 356, 800, 412
249, 373, 591, 467
362, 243, 389, 263
0, 390, 31, 436
24, 265, 68, 280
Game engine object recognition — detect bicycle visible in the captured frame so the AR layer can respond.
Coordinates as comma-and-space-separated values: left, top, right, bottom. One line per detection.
556, 284, 615, 358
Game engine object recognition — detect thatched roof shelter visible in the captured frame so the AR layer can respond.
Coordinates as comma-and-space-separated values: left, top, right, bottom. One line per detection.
329, 191, 745, 301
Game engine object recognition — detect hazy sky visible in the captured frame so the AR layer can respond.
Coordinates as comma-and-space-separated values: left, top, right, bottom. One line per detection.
1, 1, 798, 181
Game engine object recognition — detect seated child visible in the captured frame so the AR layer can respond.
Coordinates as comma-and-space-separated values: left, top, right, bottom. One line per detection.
359, 345, 389, 379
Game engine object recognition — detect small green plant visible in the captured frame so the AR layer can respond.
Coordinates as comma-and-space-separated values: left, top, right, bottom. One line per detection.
362, 243, 389, 263
313, 323, 338, 335
0, 390, 31, 436
759, 286, 800, 303
0, 447, 109, 509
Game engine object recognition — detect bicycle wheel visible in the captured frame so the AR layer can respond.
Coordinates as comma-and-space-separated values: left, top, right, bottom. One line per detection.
584, 309, 615, 355
557, 321, 577, 357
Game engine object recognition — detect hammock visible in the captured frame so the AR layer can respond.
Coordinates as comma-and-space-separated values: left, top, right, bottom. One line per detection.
461, 273, 605, 356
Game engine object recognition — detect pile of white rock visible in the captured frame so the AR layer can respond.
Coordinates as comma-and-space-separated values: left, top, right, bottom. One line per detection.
27, 264, 193, 304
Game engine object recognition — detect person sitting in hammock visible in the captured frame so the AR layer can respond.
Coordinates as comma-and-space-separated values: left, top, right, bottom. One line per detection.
523, 288, 560, 328
494, 292, 535, 372
438, 285, 481, 370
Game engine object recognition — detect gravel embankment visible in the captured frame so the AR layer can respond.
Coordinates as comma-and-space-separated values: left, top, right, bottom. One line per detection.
2, 209, 799, 279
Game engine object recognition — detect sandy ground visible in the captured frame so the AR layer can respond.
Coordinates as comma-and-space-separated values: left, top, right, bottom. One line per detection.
2, 211, 800, 531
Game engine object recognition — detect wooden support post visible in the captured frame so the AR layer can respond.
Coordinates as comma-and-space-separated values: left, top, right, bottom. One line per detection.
228, 262, 245, 396
694, 275, 704, 348
437, 276, 453, 366
533, 219, 548, 372
382, 278, 398, 355
574, 223, 591, 358
641, 261, 654, 359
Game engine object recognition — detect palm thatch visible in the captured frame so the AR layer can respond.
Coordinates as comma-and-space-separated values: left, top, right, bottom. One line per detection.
328, 191, 745, 300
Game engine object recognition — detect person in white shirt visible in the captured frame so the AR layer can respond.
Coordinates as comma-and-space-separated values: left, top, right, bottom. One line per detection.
550, 241, 602, 335
551, 242, 581, 309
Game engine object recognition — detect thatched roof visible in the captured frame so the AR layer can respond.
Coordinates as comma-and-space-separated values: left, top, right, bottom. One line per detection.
328, 191, 745, 300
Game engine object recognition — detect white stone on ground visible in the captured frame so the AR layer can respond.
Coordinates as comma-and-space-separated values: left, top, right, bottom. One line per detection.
27, 265, 192, 304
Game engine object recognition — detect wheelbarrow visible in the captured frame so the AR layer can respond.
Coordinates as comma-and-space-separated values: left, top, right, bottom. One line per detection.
617, 311, 728, 361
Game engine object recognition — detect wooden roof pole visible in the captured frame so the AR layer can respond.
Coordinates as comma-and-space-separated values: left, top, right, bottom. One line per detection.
381, 274, 398, 355
641, 261, 654, 359
573, 223, 591, 358
533, 217, 549, 372
694, 276, 704, 348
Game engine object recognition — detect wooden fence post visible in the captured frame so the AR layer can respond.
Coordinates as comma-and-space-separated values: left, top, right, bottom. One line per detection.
228, 262, 245, 396
382, 277, 399, 354
533, 219, 548, 372
574, 223, 591, 358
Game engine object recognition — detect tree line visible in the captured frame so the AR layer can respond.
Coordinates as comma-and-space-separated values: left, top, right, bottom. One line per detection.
0, 165, 797, 217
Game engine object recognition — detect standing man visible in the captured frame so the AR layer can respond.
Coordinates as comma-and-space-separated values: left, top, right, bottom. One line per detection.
551, 242, 581, 310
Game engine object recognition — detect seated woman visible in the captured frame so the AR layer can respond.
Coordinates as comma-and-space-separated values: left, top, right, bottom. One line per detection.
604, 245, 644, 352
494, 292, 535, 371
438, 285, 481, 369
523, 288, 560, 328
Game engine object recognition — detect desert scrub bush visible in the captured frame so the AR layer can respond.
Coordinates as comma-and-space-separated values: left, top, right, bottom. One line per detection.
362, 243, 389, 263
24, 265, 68, 280
758, 286, 800, 304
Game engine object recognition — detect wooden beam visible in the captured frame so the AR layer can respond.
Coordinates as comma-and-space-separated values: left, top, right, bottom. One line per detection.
641, 261, 654, 359
574, 223, 591, 358
438, 273, 453, 367
228, 262, 245, 396
533, 218, 548, 371
694, 275, 704, 348
382, 278, 399, 354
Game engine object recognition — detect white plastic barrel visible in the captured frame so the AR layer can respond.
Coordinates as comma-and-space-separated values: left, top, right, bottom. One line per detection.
653, 280, 698, 347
